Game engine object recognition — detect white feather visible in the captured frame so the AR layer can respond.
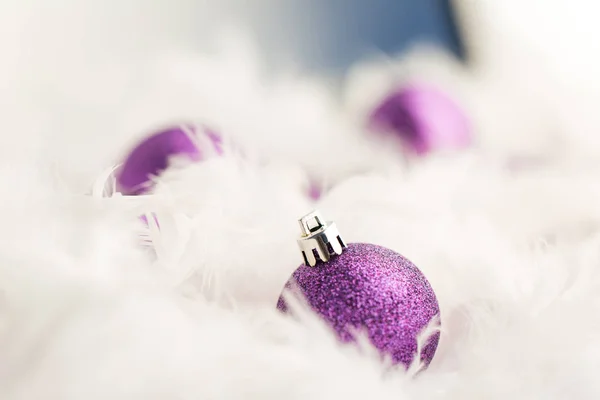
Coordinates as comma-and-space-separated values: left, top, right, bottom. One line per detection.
1, 1, 600, 398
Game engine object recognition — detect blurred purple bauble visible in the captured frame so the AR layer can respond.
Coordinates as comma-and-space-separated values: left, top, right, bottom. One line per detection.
116, 124, 222, 195
277, 242, 440, 368
369, 83, 471, 155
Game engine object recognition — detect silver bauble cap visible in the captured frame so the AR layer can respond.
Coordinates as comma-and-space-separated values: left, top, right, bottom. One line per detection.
297, 210, 347, 267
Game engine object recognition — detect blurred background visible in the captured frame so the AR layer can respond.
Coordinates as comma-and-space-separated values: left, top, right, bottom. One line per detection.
3, 0, 600, 110
3, 0, 600, 190
0, 0, 465, 88
236, 0, 465, 72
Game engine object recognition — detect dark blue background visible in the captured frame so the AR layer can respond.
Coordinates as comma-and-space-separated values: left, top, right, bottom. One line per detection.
251, 0, 464, 72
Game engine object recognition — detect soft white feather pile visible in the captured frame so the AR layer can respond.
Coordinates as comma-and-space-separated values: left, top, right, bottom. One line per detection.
2, 1, 600, 399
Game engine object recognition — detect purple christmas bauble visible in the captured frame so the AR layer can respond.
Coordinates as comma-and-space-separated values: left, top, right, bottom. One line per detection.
369, 83, 471, 155
116, 124, 222, 195
277, 242, 440, 368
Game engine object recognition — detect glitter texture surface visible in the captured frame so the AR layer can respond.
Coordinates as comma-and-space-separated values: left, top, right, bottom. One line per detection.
117, 124, 222, 195
277, 242, 440, 368
369, 83, 471, 155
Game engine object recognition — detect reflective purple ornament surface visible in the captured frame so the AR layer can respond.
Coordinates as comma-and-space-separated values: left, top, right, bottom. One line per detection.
369, 82, 471, 155
277, 211, 440, 368
116, 124, 222, 195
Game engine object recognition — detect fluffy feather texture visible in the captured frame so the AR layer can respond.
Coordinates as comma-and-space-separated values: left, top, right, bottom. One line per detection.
2, 1, 600, 399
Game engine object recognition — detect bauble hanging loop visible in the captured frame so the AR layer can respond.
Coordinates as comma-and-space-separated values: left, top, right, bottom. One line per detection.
297, 210, 347, 267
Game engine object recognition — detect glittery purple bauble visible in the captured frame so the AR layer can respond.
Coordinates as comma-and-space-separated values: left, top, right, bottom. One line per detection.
277, 243, 440, 368
369, 83, 471, 155
116, 124, 222, 195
